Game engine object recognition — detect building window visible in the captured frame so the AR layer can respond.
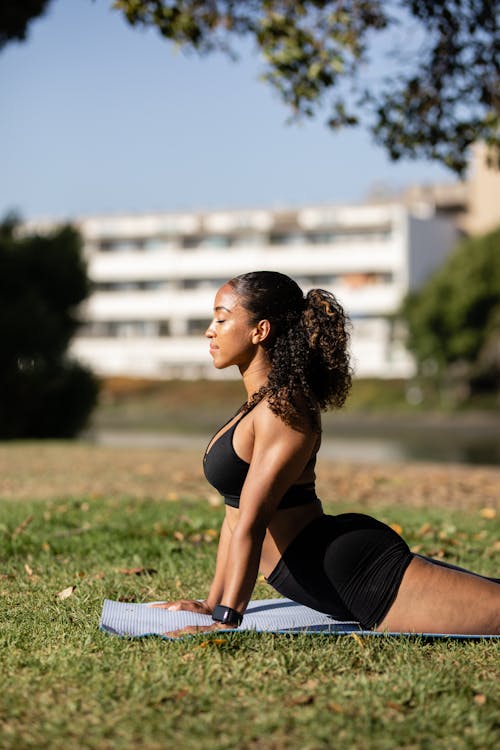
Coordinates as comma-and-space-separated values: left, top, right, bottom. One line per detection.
140, 280, 170, 290
298, 275, 338, 288
94, 280, 171, 291
143, 237, 177, 251
181, 236, 201, 249
199, 235, 232, 248
98, 240, 117, 252
79, 320, 163, 338
187, 319, 211, 335
269, 232, 306, 246
232, 234, 266, 247
98, 239, 145, 252
181, 278, 227, 290
339, 272, 394, 288
306, 232, 336, 244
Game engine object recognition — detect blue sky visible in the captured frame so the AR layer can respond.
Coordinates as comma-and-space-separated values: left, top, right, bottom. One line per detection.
0, 0, 455, 222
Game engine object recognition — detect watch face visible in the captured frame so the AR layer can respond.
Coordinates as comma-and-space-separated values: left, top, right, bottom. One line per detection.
213, 605, 242, 626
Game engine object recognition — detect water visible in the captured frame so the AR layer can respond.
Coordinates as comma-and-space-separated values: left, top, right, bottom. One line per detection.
319, 433, 499, 466
92, 425, 500, 467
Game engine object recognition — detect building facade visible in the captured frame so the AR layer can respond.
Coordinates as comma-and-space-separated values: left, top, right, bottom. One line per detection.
64, 202, 458, 380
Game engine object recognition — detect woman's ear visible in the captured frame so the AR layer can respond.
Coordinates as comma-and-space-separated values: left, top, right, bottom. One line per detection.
252, 319, 271, 344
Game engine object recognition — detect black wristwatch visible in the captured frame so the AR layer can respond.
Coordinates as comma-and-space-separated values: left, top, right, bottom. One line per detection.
212, 604, 243, 627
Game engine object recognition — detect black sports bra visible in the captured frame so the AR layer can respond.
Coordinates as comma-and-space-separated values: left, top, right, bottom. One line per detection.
203, 406, 318, 510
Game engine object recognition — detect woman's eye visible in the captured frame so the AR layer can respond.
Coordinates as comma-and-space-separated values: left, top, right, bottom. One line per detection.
216, 319, 225, 324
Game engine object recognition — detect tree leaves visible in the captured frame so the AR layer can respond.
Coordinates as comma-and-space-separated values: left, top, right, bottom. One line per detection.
111, 1, 500, 172
0, 218, 99, 438
0, 0, 52, 49
402, 227, 500, 395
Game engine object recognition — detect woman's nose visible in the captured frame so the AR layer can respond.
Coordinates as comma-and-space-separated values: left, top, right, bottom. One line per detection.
205, 323, 215, 338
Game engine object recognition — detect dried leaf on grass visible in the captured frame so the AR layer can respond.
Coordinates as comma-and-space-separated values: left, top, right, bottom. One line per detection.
350, 633, 366, 648
171, 688, 189, 701
194, 638, 226, 649
479, 508, 496, 519
56, 585, 76, 600
158, 688, 190, 703
288, 694, 315, 707
389, 523, 403, 536
416, 522, 433, 537
52, 523, 92, 538
13, 515, 33, 537
118, 567, 158, 576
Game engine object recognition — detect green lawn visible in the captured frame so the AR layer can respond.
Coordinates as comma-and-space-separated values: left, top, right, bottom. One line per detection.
1, 446, 499, 749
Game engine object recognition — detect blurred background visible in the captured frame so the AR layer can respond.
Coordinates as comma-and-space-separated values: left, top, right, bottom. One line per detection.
1, 0, 499, 466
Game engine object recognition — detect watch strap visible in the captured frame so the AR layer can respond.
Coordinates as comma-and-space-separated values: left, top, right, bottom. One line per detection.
212, 604, 243, 627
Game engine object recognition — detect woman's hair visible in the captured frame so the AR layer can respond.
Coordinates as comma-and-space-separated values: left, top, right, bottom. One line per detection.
228, 271, 352, 428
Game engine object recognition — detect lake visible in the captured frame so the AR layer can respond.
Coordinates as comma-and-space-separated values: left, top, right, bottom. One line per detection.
91, 413, 500, 467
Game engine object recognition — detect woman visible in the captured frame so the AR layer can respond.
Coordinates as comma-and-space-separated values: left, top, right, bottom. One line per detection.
153, 271, 500, 635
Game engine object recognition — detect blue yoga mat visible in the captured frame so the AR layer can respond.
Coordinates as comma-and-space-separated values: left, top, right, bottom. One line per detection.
100, 598, 499, 640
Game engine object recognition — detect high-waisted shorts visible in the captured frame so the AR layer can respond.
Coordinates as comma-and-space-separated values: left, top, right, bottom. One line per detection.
266, 513, 413, 629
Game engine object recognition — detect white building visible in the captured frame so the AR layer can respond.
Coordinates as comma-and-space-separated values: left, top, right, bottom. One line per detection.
63, 202, 458, 380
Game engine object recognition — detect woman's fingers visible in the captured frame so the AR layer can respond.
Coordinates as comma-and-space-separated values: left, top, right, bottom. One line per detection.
164, 623, 233, 638
148, 599, 210, 613
164, 625, 206, 638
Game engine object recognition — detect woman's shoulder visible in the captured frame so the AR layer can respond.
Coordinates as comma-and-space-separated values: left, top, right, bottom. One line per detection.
253, 392, 320, 438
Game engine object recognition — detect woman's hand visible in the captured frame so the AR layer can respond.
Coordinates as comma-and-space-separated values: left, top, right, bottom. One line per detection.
149, 599, 212, 614
164, 622, 236, 638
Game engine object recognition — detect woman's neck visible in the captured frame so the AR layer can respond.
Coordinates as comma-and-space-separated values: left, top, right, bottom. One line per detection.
240, 359, 271, 400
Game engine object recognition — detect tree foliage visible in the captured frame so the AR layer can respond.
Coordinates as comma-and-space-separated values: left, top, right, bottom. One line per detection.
0, 217, 99, 438
0, 0, 51, 48
3, 1, 499, 174
111, 0, 500, 174
402, 227, 500, 390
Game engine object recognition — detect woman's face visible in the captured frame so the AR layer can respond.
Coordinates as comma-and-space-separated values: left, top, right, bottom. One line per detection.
205, 284, 259, 370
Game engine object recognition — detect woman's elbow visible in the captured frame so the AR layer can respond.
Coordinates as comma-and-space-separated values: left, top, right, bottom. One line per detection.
234, 516, 268, 544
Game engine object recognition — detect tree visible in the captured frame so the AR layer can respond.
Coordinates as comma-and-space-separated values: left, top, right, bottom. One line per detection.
2, 2, 499, 175
0, 216, 99, 438
111, 0, 500, 174
402, 227, 500, 396
0, 0, 51, 48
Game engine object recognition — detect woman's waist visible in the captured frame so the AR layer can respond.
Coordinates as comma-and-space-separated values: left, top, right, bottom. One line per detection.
259, 502, 324, 578
223, 481, 317, 509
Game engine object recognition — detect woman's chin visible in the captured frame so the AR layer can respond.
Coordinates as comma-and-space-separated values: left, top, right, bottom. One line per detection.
210, 356, 227, 370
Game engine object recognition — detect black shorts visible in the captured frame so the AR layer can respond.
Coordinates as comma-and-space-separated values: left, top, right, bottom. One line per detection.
266, 513, 413, 629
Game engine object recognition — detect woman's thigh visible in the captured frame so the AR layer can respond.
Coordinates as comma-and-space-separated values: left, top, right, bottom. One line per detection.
376, 556, 500, 635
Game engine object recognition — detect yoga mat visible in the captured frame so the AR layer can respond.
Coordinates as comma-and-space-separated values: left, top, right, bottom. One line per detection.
100, 598, 499, 640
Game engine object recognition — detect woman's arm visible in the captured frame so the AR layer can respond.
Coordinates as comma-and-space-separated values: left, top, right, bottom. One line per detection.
217, 403, 316, 616
205, 516, 232, 610
151, 516, 232, 612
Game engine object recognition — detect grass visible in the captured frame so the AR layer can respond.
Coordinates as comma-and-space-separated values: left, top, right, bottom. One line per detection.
0, 444, 499, 749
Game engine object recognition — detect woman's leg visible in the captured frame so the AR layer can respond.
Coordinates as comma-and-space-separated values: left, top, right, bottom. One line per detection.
376, 556, 500, 634
415, 554, 500, 583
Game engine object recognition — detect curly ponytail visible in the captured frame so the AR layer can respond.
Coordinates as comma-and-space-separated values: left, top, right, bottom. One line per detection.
229, 272, 352, 428
302, 288, 352, 410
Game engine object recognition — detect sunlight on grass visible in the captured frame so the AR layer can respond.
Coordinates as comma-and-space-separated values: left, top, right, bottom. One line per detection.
0, 443, 499, 749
